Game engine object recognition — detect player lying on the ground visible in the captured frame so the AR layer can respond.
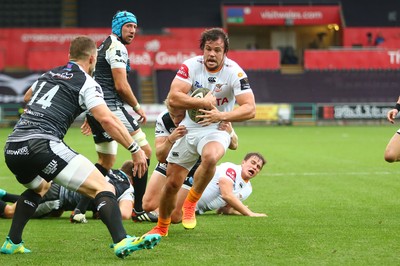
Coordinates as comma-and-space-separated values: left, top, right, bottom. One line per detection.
0, 160, 136, 221
171, 152, 268, 223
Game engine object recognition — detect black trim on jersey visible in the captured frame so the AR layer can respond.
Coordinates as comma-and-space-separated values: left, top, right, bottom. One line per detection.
161, 112, 177, 134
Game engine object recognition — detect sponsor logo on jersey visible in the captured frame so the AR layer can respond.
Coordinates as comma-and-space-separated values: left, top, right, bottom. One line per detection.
239, 78, 251, 91
5, 146, 29, 155
42, 159, 58, 175
49, 71, 73, 80
177, 64, 189, 79
193, 81, 203, 89
208, 76, 216, 83
225, 168, 237, 181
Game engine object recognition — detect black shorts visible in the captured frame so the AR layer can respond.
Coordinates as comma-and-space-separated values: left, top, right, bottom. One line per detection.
4, 139, 76, 184
86, 106, 140, 144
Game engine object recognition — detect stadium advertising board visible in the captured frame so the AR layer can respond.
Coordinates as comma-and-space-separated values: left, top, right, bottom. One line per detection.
223, 5, 341, 25
304, 50, 400, 70
0, 28, 280, 76
319, 104, 392, 120
253, 104, 291, 122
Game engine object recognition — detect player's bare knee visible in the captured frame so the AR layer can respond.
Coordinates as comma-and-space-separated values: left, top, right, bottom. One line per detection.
142, 198, 155, 212
121, 212, 131, 220
384, 150, 397, 162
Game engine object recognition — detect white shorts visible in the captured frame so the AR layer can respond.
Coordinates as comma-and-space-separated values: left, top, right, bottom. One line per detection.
167, 127, 230, 170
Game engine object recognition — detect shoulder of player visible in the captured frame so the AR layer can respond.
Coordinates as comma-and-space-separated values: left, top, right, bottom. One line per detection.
183, 55, 203, 67
108, 35, 128, 52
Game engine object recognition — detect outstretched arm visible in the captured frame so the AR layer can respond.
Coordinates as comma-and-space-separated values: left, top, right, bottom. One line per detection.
387, 97, 400, 124
218, 178, 266, 217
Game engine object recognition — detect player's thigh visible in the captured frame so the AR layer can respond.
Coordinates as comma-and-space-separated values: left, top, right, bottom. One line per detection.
55, 154, 114, 198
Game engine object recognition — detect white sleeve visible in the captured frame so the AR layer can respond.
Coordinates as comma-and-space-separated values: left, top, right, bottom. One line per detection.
79, 78, 106, 111
107, 41, 128, 69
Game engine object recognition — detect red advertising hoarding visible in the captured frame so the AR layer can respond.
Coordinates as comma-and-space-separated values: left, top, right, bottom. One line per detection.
304, 49, 400, 70
223, 5, 341, 26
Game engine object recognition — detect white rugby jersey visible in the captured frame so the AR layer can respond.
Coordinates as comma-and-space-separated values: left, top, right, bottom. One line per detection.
175, 55, 252, 128
154, 109, 177, 138
196, 162, 252, 214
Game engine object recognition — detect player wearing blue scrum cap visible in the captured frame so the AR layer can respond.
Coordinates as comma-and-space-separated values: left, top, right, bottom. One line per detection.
111, 11, 137, 44
75, 10, 153, 224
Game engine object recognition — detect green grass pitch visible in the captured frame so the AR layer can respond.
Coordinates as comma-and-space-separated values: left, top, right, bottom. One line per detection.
0, 125, 399, 265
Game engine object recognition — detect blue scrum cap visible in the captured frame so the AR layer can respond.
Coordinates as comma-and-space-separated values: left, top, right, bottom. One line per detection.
112, 11, 137, 38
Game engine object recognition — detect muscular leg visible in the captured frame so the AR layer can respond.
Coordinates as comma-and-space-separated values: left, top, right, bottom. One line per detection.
384, 132, 400, 162
77, 169, 126, 243
191, 141, 226, 195
158, 164, 188, 221
142, 171, 166, 212
171, 187, 189, 223
97, 153, 116, 171
8, 180, 51, 243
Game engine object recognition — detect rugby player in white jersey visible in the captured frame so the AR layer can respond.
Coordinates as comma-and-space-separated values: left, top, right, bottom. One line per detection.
139, 100, 238, 222
146, 28, 256, 237
171, 152, 267, 223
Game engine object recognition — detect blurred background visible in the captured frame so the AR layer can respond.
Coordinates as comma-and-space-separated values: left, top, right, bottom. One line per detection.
0, 0, 400, 125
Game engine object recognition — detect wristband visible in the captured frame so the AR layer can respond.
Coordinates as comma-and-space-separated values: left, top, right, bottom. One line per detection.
133, 103, 141, 112
127, 141, 140, 154
395, 103, 400, 111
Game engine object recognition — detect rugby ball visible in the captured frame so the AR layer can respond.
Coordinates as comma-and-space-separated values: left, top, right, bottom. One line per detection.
187, 87, 210, 123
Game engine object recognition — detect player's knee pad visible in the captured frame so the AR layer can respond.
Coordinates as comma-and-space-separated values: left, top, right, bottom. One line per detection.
132, 130, 148, 147
95, 141, 118, 155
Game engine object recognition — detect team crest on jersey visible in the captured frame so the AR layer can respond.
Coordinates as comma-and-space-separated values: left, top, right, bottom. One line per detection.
213, 83, 226, 93
95, 86, 103, 95
238, 72, 244, 78
225, 168, 237, 181
177, 64, 189, 79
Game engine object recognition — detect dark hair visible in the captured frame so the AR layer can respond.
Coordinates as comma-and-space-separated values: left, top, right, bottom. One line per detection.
244, 152, 267, 168
69, 36, 96, 61
199, 28, 229, 53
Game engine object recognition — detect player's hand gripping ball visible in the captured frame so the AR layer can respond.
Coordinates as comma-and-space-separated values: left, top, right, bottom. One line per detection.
188, 87, 210, 123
